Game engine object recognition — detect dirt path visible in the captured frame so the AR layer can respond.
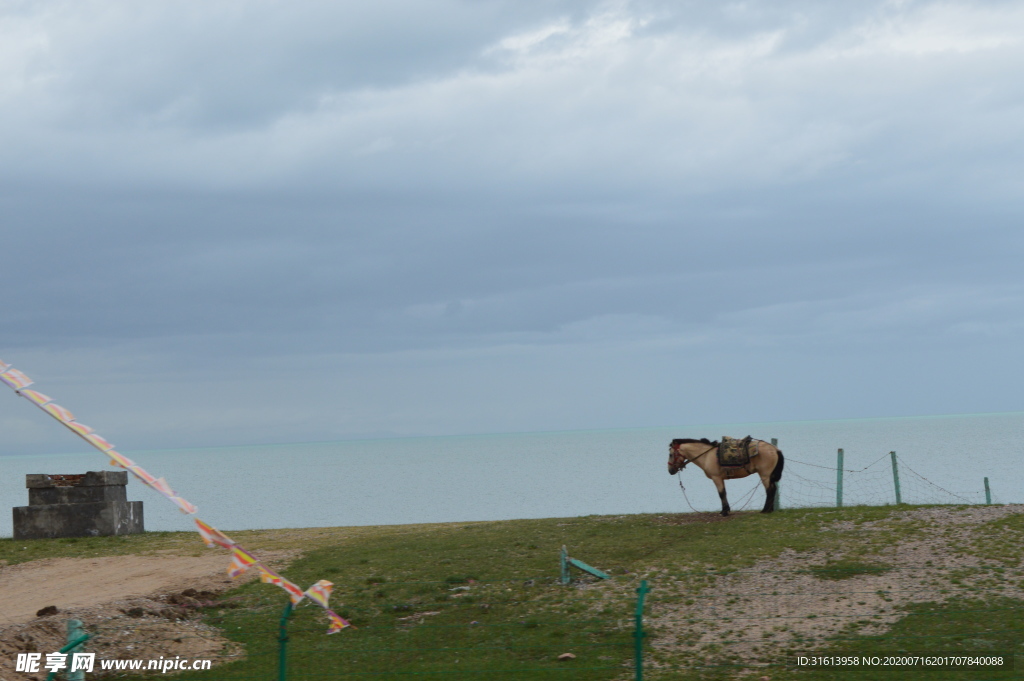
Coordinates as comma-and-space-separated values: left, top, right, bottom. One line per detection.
0, 550, 295, 680
0, 555, 239, 626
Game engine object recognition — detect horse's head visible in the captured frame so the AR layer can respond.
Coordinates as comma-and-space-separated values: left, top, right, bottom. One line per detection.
667, 441, 687, 475
668, 438, 719, 474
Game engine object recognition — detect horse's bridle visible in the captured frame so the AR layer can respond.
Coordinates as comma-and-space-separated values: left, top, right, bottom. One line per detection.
669, 443, 717, 473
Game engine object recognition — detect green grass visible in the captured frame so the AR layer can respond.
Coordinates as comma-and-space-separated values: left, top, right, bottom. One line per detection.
963, 513, 1024, 567
7, 505, 1022, 680
0, 530, 197, 566
805, 560, 892, 580
767, 597, 1024, 681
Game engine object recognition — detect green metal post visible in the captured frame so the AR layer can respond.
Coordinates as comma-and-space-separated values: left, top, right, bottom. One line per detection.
984, 477, 991, 505
836, 449, 844, 508
278, 601, 294, 681
634, 580, 650, 681
560, 546, 570, 585
890, 451, 902, 505
66, 619, 86, 681
43, 624, 90, 681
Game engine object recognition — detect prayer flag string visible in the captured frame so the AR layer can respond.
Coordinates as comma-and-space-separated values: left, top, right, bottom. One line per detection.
0, 360, 352, 633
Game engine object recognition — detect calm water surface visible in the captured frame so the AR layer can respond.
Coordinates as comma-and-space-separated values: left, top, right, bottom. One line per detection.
1, 413, 1021, 537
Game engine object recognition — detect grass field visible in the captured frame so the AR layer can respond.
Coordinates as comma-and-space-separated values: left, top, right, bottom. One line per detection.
2, 505, 1021, 680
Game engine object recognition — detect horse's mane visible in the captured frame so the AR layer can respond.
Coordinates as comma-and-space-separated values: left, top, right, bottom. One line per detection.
670, 438, 719, 447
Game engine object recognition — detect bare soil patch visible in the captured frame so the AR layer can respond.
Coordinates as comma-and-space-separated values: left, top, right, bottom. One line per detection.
646, 505, 1024, 667
0, 550, 296, 679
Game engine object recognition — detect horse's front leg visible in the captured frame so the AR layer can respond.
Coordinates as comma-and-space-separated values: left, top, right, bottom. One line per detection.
713, 476, 730, 516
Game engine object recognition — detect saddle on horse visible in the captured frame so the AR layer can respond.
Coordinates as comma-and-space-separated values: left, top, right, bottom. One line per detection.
717, 436, 756, 467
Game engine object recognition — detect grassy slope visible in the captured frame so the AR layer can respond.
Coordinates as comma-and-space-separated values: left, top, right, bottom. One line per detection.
2, 507, 1021, 680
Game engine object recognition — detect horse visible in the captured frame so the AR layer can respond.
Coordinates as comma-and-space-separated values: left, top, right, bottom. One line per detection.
667, 438, 784, 516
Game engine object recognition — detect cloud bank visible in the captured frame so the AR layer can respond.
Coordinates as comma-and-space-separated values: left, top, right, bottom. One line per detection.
2, 0, 1023, 452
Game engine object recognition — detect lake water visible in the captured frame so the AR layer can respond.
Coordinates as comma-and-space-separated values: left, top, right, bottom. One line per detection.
1, 412, 1021, 537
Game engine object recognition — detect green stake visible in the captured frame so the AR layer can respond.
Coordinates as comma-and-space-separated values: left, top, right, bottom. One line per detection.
278, 601, 294, 681
66, 619, 86, 681
890, 451, 902, 505
984, 477, 992, 505
634, 580, 650, 681
43, 624, 90, 681
561, 545, 610, 582
836, 448, 844, 508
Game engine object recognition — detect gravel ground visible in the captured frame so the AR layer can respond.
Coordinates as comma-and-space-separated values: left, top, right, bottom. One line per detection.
647, 505, 1024, 669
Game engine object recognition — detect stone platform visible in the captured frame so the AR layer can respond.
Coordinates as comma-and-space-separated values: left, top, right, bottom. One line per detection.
13, 471, 144, 540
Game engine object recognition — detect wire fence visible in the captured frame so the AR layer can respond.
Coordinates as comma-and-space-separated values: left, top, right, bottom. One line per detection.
777, 449, 993, 510
689, 441, 1003, 515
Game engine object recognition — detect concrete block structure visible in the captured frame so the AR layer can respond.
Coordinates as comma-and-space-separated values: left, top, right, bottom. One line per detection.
12, 471, 144, 539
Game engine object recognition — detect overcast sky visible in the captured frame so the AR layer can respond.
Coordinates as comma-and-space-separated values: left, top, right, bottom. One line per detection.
3, 0, 1024, 454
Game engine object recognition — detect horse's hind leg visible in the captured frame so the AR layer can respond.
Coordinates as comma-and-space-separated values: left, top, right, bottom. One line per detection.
759, 472, 776, 513
761, 481, 777, 513
714, 477, 730, 516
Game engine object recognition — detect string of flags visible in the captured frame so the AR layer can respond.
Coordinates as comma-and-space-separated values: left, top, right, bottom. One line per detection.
0, 359, 352, 634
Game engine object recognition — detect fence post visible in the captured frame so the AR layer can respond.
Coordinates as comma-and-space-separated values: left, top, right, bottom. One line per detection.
836, 449, 844, 508
66, 619, 86, 681
560, 546, 570, 585
278, 601, 294, 681
984, 477, 991, 505
43, 622, 90, 681
771, 439, 780, 509
634, 580, 650, 681
890, 451, 902, 505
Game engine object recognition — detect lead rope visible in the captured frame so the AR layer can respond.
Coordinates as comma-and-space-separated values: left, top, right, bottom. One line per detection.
678, 475, 762, 514
735, 482, 762, 511
672, 443, 717, 514
677, 476, 704, 513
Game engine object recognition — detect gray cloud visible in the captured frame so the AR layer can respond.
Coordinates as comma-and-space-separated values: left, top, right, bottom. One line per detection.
2, 0, 1024, 453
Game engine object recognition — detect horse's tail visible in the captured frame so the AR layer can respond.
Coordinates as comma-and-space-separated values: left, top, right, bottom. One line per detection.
771, 449, 785, 483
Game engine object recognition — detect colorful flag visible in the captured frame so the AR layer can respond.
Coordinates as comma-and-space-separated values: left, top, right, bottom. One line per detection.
19, 389, 53, 407
195, 519, 236, 549
126, 464, 158, 486
83, 433, 115, 451
43, 402, 76, 422
325, 609, 353, 633
228, 547, 258, 578
258, 567, 306, 605
0, 368, 34, 390
130, 476, 196, 514
304, 580, 334, 608
106, 451, 135, 469
169, 495, 198, 515
64, 421, 94, 437
151, 477, 174, 496
44, 401, 76, 421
